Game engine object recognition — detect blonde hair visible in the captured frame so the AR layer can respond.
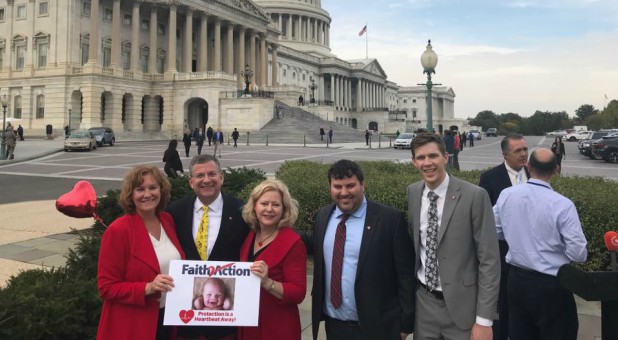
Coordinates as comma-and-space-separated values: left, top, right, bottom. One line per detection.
242, 179, 298, 232
118, 165, 171, 214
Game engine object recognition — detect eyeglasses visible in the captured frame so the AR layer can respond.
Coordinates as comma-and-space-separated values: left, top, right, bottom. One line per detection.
191, 171, 222, 180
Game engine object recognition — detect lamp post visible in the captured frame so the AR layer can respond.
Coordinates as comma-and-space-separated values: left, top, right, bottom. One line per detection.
241, 64, 253, 96
308, 79, 318, 104
418, 40, 441, 133
1, 95, 8, 160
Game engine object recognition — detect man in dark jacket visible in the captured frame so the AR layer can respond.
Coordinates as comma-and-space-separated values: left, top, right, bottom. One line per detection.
195, 128, 205, 155
206, 126, 214, 146
231, 128, 240, 147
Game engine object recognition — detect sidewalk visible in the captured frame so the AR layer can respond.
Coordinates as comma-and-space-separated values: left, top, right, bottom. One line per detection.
0, 201, 602, 339
0, 137, 65, 165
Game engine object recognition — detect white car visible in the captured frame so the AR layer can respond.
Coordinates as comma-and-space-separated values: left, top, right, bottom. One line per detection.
563, 131, 592, 142
546, 130, 567, 137
393, 133, 416, 149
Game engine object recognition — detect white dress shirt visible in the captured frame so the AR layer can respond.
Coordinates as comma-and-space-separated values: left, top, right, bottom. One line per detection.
504, 162, 528, 186
149, 225, 182, 307
192, 192, 223, 258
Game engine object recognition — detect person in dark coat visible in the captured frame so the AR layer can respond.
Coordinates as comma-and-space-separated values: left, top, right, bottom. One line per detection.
231, 128, 240, 148
443, 130, 455, 169
328, 127, 333, 144
162, 140, 184, 178
17, 125, 24, 141
319, 127, 325, 141
365, 130, 370, 146
182, 129, 192, 157
195, 128, 205, 155
64, 125, 70, 138
551, 136, 566, 173
206, 126, 214, 146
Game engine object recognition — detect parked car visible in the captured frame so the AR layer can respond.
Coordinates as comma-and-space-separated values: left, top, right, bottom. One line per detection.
393, 133, 416, 149
592, 135, 618, 163
579, 131, 617, 157
546, 130, 567, 137
564, 130, 592, 142
88, 127, 116, 146
468, 130, 482, 140
64, 131, 97, 151
485, 128, 498, 137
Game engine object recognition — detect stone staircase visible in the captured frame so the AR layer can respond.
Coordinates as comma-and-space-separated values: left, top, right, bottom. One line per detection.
235, 101, 366, 145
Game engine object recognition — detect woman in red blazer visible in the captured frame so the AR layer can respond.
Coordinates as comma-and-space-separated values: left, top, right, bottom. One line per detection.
238, 179, 307, 340
97, 165, 186, 340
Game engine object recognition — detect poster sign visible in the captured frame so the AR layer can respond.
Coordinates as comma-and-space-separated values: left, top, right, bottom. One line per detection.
164, 260, 260, 326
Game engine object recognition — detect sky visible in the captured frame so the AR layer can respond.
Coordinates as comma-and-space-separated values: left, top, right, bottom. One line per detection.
322, 0, 618, 119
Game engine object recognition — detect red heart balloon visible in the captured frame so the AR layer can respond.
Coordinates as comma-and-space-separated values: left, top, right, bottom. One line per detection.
55, 180, 97, 218
179, 309, 194, 324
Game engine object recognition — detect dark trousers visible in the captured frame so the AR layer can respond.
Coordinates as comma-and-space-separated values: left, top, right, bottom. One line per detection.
493, 240, 510, 340
324, 315, 362, 340
207, 137, 212, 146
508, 265, 578, 340
184, 144, 190, 157
233, 139, 238, 147
197, 143, 203, 155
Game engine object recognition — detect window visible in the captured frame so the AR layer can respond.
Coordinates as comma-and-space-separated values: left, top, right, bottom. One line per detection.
140, 46, 149, 72
14, 96, 22, 119
17, 4, 26, 19
36, 95, 45, 119
157, 49, 166, 73
39, 2, 48, 16
412, 99, 416, 103
0, 48, 3, 69
123, 13, 131, 26
103, 8, 112, 22
16, 46, 25, 70
141, 18, 149, 30
82, 1, 91, 16
403, 99, 407, 104
121, 42, 131, 69
38, 42, 48, 67
80, 34, 89, 65
102, 37, 111, 67
157, 23, 165, 35
0, 8, 5, 21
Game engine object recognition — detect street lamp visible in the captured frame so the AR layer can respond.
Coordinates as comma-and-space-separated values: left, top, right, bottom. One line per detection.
1, 95, 8, 160
418, 39, 441, 133
308, 79, 318, 104
241, 64, 253, 96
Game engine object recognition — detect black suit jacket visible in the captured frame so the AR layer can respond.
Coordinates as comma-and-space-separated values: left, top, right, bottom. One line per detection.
166, 192, 249, 339
479, 163, 529, 206
311, 200, 415, 340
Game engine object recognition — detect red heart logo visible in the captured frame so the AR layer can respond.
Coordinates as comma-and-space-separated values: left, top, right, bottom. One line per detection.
179, 310, 194, 324
55, 180, 97, 218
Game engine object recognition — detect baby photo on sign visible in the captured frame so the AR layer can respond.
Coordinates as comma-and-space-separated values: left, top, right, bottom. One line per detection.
193, 277, 235, 311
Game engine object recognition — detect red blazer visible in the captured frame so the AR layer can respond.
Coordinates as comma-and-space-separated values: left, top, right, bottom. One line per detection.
97, 212, 186, 340
238, 227, 307, 340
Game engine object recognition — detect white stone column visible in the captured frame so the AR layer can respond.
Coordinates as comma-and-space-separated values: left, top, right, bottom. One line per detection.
249, 30, 256, 76
348, 78, 352, 111
326, 23, 330, 47
332, 74, 337, 108
88, 0, 100, 63
130, 2, 140, 71
271, 44, 278, 86
319, 74, 325, 102
260, 36, 267, 86
167, 4, 177, 72
286, 15, 292, 39
278, 14, 282, 32
313, 19, 317, 42
111, 0, 121, 67
127, 93, 143, 131
356, 79, 361, 111
198, 14, 208, 71
237, 27, 245, 89
148, 7, 157, 73
226, 23, 234, 74
184, 9, 193, 72
214, 18, 221, 71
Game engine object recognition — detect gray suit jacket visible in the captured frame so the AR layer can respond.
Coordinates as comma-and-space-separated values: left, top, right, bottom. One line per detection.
407, 175, 500, 329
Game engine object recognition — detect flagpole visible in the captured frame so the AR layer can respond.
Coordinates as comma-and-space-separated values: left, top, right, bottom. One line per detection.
365, 23, 368, 59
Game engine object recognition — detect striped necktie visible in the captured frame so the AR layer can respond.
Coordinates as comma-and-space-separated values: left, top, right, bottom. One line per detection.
196, 205, 209, 260
330, 213, 349, 309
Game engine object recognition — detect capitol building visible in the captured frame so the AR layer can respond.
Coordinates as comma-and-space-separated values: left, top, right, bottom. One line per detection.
0, 0, 461, 138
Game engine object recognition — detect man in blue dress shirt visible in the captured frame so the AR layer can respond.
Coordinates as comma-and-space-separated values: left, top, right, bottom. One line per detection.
493, 148, 587, 340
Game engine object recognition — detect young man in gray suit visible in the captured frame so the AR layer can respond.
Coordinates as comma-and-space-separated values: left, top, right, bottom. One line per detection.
407, 133, 500, 340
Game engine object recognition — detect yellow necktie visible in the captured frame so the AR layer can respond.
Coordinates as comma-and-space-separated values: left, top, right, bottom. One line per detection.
196, 205, 209, 260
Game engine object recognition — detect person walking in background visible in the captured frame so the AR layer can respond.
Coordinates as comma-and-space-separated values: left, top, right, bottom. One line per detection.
232, 128, 240, 148
551, 136, 566, 174
443, 130, 455, 169
396, 130, 401, 138
238, 179, 307, 340
182, 129, 192, 157
17, 125, 24, 141
97, 165, 185, 340
407, 133, 500, 340
162, 140, 184, 178
166, 154, 250, 340
5, 123, 17, 160
319, 127, 325, 141
64, 125, 70, 138
493, 148, 587, 340
459, 131, 464, 151
195, 128, 205, 155
469, 131, 475, 147
328, 127, 333, 144
365, 129, 370, 146
206, 126, 214, 146
453, 131, 461, 170
311, 160, 415, 340
298, 95, 304, 106
462, 131, 467, 148
213, 129, 223, 158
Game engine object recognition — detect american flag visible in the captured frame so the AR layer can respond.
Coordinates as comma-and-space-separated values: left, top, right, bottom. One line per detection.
358, 25, 367, 37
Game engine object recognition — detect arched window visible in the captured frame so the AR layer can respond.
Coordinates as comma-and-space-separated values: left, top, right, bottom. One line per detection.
36, 95, 45, 119
14, 96, 22, 118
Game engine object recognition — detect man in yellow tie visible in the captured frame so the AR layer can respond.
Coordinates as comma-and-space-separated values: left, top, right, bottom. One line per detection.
167, 154, 250, 340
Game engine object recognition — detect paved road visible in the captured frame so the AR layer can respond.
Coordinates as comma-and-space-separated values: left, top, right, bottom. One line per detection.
0, 136, 614, 204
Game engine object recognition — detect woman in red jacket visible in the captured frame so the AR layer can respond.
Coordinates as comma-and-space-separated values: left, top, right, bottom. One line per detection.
97, 165, 186, 340
238, 179, 307, 340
